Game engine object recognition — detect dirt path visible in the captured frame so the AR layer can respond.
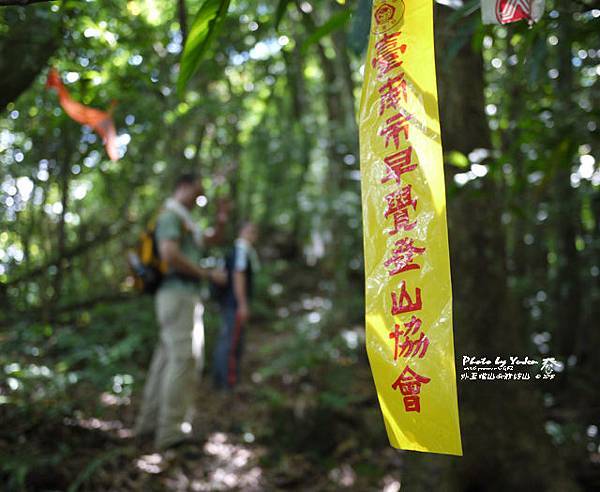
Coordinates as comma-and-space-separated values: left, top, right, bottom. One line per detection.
2, 275, 411, 491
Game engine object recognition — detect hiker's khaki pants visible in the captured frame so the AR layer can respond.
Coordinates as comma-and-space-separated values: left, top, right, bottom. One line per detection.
135, 288, 205, 449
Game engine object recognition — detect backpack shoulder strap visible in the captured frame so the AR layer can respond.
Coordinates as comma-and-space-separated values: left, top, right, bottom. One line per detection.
225, 246, 235, 270
150, 207, 190, 238
147, 207, 164, 233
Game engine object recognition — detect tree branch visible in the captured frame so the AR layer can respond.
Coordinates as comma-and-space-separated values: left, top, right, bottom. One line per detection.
178, 0, 188, 43
5, 291, 136, 325
2, 220, 129, 288
0, 0, 57, 6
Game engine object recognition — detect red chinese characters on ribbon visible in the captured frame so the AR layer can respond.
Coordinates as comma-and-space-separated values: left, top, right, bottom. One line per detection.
384, 238, 426, 276
380, 111, 412, 149
378, 74, 408, 116
389, 316, 429, 360
381, 147, 417, 185
373, 28, 432, 414
384, 184, 417, 235
392, 365, 431, 413
372, 32, 407, 79
391, 281, 422, 315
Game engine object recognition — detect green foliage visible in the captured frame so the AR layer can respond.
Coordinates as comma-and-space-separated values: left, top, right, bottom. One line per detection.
445, 150, 470, 168
177, 0, 232, 96
66, 448, 131, 492
0, 297, 157, 489
0, 0, 599, 489
274, 0, 292, 31
347, 0, 372, 55
300, 8, 353, 55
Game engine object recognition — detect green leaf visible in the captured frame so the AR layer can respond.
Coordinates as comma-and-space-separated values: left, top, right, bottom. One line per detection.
445, 150, 469, 168
348, 0, 372, 56
300, 8, 352, 55
177, 0, 231, 96
445, 0, 481, 26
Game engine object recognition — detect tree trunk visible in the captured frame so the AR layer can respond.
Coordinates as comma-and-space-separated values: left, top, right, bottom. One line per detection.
551, 0, 581, 366
178, 0, 188, 43
404, 5, 581, 491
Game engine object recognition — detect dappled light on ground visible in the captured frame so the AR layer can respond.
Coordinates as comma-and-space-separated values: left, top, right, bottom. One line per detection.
0, 270, 411, 490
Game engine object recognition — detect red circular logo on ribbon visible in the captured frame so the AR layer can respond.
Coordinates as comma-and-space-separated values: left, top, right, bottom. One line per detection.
373, 0, 405, 34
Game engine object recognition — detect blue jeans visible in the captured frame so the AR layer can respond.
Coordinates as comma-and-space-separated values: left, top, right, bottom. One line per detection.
213, 299, 245, 390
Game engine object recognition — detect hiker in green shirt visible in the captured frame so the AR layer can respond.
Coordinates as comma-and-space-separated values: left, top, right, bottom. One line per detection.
134, 173, 228, 450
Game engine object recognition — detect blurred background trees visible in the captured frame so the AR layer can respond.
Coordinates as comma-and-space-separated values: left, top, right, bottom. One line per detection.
0, 0, 598, 490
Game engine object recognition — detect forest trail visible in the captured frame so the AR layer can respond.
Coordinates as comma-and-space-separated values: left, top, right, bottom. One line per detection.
3, 270, 411, 492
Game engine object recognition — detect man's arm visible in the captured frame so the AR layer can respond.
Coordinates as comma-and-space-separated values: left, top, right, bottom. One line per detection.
233, 270, 249, 323
159, 239, 221, 282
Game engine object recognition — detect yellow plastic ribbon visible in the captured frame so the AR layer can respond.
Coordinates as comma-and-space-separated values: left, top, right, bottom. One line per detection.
359, 0, 462, 456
